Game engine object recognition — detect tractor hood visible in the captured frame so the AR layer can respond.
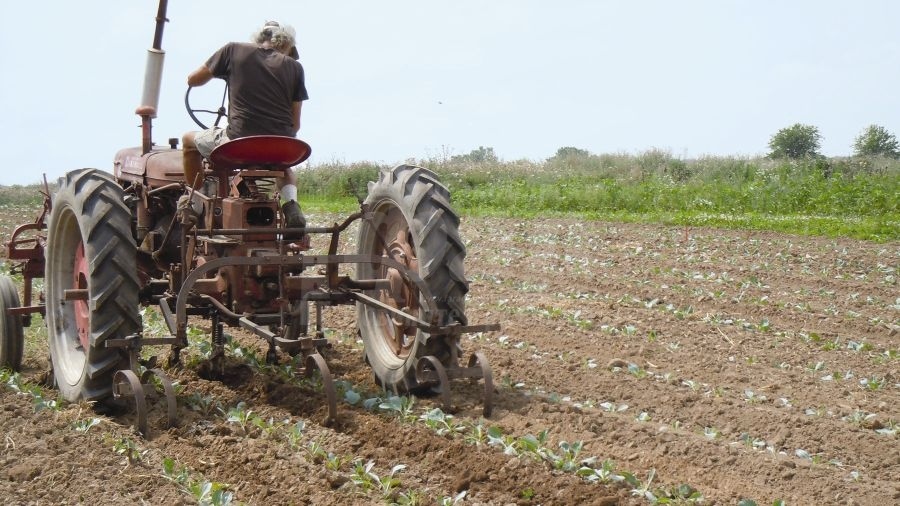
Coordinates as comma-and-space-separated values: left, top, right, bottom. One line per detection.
114, 145, 185, 187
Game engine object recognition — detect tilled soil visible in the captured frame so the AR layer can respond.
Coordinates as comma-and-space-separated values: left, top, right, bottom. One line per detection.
1, 213, 898, 505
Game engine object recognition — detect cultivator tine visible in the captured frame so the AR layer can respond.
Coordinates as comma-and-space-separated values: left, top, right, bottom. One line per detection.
304, 353, 337, 426
415, 351, 494, 417
113, 368, 178, 437
113, 370, 149, 436
416, 356, 451, 412
468, 352, 494, 418
140, 368, 178, 430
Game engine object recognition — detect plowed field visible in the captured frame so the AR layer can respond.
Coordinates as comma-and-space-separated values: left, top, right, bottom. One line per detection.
1, 205, 898, 505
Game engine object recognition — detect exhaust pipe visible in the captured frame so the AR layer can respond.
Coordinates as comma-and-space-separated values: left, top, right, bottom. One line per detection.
137, 0, 169, 153
140, 49, 165, 118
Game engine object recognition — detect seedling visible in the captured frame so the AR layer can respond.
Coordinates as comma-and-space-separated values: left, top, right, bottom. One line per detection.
577, 458, 624, 484
73, 417, 102, 433
599, 401, 629, 413
544, 440, 585, 472
420, 408, 463, 436
437, 491, 467, 506
628, 468, 658, 502
378, 395, 416, 422
394, 490, 424, 505
285, 421, 306, 450
185, 392, 220, 416
114, 437, 144, 465
306, 440, 327, 463
860, 376, 886, 391
324, 452, 349, 472
222, 401, 255, 434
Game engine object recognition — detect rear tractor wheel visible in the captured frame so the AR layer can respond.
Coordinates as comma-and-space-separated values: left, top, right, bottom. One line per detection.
45, 169, 141, 402
357, 165, 468, 393
0, 275, 24, 371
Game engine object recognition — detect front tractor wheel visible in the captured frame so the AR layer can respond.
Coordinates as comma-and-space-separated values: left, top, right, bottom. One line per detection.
0, 275, 24, 371
357, 165, 468, 393
45, 169, 140, 402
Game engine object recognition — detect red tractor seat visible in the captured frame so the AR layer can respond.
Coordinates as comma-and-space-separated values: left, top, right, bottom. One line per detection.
209, 135, 311, 172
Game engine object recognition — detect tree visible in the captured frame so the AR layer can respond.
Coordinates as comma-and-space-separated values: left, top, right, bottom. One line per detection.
768, 123, 822, 159
852, 124, 900, 158
450, 146, 498, 164
552, 146, 590, 158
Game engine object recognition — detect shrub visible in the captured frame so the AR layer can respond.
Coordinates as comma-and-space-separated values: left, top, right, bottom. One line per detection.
853, 124, 900, 158
768, 123, 822, 159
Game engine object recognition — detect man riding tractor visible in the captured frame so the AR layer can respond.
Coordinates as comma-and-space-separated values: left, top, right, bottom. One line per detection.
180, 20, 309, 247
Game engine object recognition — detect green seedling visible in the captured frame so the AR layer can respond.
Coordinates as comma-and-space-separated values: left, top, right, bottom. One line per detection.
437, 491, 467, 506
464, 422, 488, 446
544, 440, 585, 472
628, 468, 658, 502
656, 484, 704, 504
222, 401, 254, 434
577, 458, 624, 484
73, 417, 102, 433
860, 376, 886, 391
324, 452, 349, 472
393, 490, 424, 506
306, 440, 327, 463
185, 392, 220, 416
486, 426, 519, 455
420, 408, 463, 436
285, 420, 306, 450
114, 437, 145, 465
163, 457, 235, 506
378, 396, 416, 422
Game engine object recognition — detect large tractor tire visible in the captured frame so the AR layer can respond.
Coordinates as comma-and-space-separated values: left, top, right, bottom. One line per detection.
45, 169, 140, 402
357, 165, 468, 392
0, 275, 24, 371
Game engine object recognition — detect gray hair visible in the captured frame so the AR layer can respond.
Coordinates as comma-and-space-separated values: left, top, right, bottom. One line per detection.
252, 21, 296, 53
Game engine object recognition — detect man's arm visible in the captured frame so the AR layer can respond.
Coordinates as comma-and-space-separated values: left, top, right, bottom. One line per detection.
291, 101, 302, 135
187, 65, 214, 87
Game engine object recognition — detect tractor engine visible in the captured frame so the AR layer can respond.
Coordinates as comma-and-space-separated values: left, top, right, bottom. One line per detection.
115, 144, 295, 315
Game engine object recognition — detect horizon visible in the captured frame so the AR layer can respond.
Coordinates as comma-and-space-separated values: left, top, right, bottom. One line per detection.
1, 1, 898, 185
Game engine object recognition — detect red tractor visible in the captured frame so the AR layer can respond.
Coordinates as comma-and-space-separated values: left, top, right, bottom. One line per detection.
0, 2, 495, 434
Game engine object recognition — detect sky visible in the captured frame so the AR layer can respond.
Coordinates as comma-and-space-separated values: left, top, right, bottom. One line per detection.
1, 1, 898, 186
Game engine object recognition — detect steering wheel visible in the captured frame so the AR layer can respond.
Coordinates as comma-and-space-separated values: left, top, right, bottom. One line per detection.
185, 84, 228, 130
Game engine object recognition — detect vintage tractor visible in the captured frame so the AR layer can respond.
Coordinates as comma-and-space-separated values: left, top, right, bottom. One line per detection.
0, 2, 496, 434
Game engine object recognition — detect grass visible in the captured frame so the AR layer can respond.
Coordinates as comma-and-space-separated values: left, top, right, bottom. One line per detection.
3, 151, 896, 240
289, 151, 899, 242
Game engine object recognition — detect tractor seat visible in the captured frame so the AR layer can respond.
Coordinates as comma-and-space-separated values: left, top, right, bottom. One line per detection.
208, 135, 311, 172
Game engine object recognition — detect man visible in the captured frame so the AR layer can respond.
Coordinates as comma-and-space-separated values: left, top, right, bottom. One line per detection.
181, 20, 308, 240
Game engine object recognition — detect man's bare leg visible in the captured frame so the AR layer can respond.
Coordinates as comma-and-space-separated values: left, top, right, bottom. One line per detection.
182, 132, 204, 189
179, 132, 205, 224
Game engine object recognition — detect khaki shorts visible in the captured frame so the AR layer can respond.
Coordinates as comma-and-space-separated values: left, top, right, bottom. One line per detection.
194, 127, 229, 158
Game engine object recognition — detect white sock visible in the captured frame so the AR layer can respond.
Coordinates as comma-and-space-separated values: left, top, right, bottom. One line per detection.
190, 193, 204, 214
281, 184, 298, 203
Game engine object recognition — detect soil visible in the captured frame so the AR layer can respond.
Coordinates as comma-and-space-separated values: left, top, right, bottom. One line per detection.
1, 209, 898, 505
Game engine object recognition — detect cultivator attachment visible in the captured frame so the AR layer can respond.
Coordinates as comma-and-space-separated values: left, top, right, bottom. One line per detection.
416, 351, 494, 417
112, 368, 177, 436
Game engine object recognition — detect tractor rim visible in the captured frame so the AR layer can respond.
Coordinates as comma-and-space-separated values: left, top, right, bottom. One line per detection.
50, 208, 88, 386
373, 204, 419, 359
74, 241, 90, 351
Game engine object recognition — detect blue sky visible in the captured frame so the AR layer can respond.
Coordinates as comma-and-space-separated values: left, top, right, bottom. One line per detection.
1, 1, 898, 185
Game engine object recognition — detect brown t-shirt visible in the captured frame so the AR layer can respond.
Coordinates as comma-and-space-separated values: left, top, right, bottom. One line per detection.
205, 42, 309, 138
